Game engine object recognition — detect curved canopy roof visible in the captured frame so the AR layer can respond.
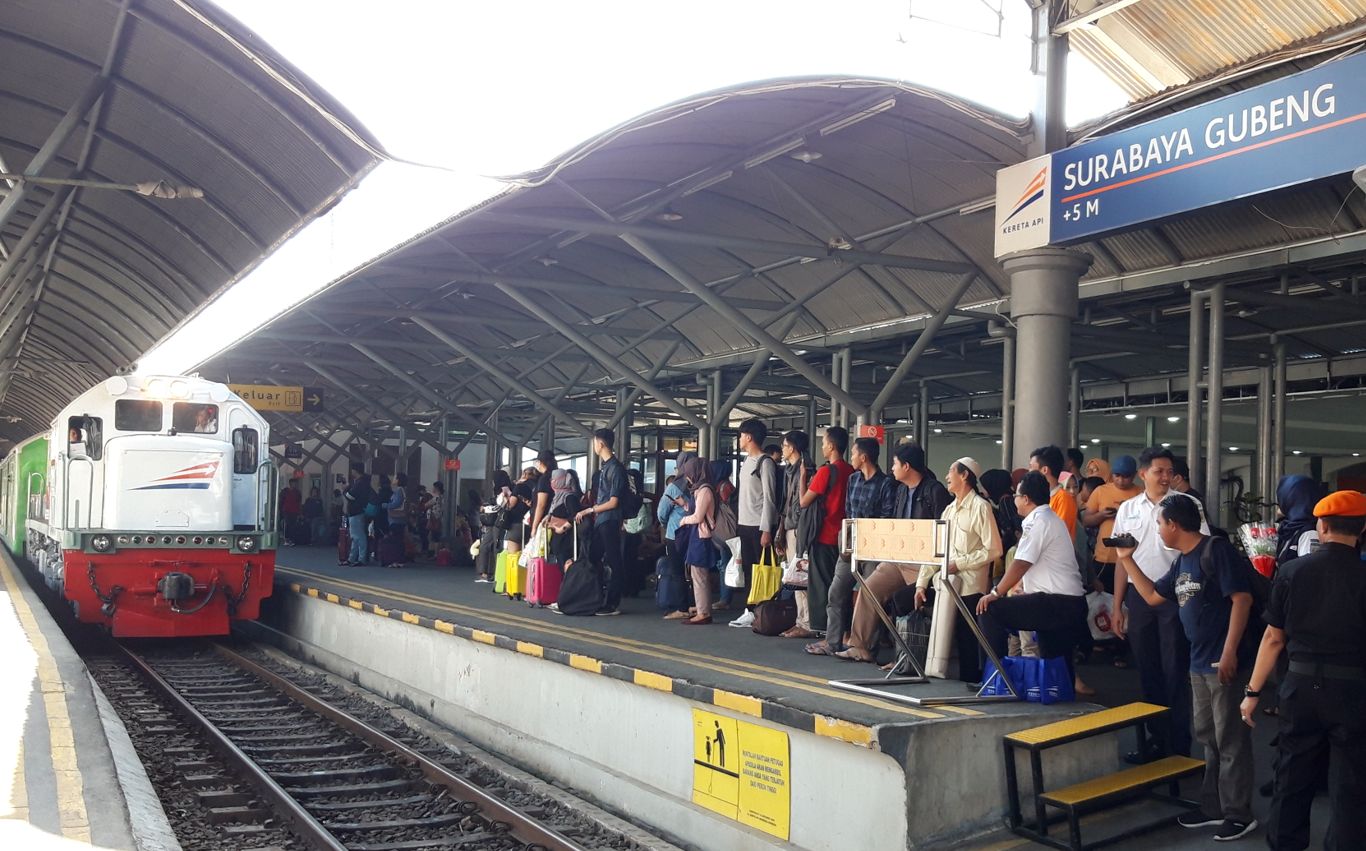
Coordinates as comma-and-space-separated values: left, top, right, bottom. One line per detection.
205, 65, 1366, 454
0, 0, 382, 443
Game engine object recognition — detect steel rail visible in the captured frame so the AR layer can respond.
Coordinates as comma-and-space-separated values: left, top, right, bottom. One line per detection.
210, 643, 588, 851
116, 644, 347, 851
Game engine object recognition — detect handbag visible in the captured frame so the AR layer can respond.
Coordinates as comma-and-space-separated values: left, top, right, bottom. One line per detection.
722, 537, 745, 588
746, 546, 782, 605
751, 597, 797, 636
981, 656, 1075, 704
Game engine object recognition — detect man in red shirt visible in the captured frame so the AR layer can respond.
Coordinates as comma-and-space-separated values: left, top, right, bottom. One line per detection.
798, 427, 853, 636
280, 479, 303, 547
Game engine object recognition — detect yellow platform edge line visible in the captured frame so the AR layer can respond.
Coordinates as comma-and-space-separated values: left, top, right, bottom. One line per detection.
814, 715, 874, 746
569, 654, 602, 674
401, 612, 421, 625
433, 620, 456, 635
470, 629, 497, 645
516, 641, 545, 658
713, 689, 764, 718
633, 669, 674, 692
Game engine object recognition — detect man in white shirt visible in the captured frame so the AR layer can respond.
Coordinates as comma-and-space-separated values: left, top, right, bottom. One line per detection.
976, 471, 1088, 683
1113, 446, 1208, 760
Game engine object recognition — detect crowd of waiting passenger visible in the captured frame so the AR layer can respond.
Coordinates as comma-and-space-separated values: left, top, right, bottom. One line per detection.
297, 418, 1361, 848
445, 423, 1355, 846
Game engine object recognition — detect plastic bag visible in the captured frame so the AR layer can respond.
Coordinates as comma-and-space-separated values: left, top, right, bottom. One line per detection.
722, 536, 745, 588
1086, 591, 1115, 641
781, 553, 809, 588
981, 656, 1075, 704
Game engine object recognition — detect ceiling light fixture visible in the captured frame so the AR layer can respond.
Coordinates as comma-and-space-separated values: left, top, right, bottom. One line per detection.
1090, 438, 1100, 444
1161, 442, 1171, 448
818, 98, 896, 136
933, 428, 943, 434
1167, 416, 1180, 422
1229, 446, 1239, 452
1292, 450, 1303, 455
789, 150, 822, 164
653, 211, 684, 223
1124, 413, 1137, 420
743, 138, 806, 169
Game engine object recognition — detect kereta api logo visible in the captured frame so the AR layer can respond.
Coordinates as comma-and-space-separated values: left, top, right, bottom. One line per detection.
1003, 165, 1047, 225
993, 154, 1054, 257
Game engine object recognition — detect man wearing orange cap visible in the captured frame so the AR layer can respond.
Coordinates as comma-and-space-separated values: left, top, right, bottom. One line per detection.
1240, 489, 1366, 851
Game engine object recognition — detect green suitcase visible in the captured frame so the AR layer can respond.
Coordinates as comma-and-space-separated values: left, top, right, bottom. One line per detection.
494, 549, 511, 594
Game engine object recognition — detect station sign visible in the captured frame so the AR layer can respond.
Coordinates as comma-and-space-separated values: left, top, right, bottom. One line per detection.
857, 424, 886, 443
284, 443, 303, 460
443, 458, 461, 472
995, 50, 1366, 257
229, 384, 325, 413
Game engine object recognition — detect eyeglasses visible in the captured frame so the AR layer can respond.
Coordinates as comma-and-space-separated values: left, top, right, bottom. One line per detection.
1013, 492, 1027, 499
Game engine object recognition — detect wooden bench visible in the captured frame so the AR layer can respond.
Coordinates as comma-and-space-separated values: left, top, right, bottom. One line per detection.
1003, 702, 1201, 850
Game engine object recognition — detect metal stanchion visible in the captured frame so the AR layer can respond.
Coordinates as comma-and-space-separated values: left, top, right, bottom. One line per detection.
827, 518, 1020, 707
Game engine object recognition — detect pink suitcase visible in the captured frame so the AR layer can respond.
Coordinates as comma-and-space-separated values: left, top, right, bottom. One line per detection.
526, 526, 571, 607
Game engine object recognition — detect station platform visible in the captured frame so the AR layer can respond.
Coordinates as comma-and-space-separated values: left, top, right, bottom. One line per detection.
262, 547, 1122, 850
0, 551, 174, 851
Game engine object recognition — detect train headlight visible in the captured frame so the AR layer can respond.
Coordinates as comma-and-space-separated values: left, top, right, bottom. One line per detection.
90, 534, 113, 553
236, 536, 258, 553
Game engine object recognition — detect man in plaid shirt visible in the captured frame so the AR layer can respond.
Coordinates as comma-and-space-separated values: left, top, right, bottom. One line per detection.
807, 436, 895, 655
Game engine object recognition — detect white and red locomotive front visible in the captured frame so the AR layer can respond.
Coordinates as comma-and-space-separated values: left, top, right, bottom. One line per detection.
30, 375, 276, 638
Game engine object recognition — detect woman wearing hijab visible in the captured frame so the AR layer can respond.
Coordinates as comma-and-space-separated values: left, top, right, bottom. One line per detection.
1275, 474, 1321, 566
677, 457, 717, 625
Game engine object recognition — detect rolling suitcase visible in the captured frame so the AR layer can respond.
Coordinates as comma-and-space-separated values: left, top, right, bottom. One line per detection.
655, 554, 685, 611
505, 548, 527, 599
337, 521, 351, 564
527, 527, 566, 608
434, 547, 452, 567
494, 548, 511, 594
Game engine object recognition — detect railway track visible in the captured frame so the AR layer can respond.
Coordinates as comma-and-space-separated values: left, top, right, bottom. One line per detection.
112, 642, 591, 851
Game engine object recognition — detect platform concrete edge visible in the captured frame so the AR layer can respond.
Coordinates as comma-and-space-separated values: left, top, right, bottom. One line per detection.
90, 676, 182, 851
283, 579, 879, 748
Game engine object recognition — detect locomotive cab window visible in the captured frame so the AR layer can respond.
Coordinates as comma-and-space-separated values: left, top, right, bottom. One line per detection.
232, 427, 258, 474
67, 415, 103, 460
174, 403, 218, 434
115, 399, 163, 432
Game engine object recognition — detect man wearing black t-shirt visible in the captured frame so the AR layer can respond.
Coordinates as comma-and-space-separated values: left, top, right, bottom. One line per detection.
1117, 494, 1256, 842
1241, 489, 1366, 851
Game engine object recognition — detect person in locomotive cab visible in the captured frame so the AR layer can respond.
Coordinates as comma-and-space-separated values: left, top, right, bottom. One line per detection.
68, 425, 87, 457
193, 404, 217, 433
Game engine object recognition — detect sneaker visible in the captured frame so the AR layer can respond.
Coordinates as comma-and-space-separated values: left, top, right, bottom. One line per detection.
595, 608, 621, 617
548, 603, 562, 615
1178, 810, 1223, 829
1214, 819, 1257, 841
728, 610, 756, 628
474, 576, 492, 584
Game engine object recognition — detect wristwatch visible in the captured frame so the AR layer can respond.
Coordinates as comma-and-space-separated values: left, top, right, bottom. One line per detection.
1243, 686, 1261, 698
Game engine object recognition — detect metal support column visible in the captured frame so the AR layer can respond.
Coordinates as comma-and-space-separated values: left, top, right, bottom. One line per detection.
806, 397, 818, 442
1186, 290, 1205, 492
617, 386, 633, 468
839, 348, 852, 430
1068, 367, 1082, 450
1205, 284, 1226, 528
917, 382, 929, 449
1001, 334, 1015, 469
1004, 249, 1091, 462
1257, 367, 1273, 516
1272, 341, 1287, 494
711, 370, 724, 459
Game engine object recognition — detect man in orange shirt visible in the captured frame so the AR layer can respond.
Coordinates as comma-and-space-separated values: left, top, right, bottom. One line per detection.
1030, 445, 1077, 537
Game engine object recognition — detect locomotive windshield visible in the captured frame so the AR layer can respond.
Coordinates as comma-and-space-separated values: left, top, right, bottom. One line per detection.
174, 403, 218, 434
114, 399, 163, 431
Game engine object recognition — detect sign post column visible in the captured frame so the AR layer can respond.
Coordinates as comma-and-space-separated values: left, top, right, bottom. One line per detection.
1003, 248, 1091, 465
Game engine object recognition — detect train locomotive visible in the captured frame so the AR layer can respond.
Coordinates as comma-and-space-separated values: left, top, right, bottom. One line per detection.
0, 374, 277, 637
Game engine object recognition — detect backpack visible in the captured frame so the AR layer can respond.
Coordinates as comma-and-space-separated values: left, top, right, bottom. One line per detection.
750, 453, 779, 514
1199, 535, 1270, 653
617, 464, 643, 520
793, 462, 831, 558
711, 499, 739, 549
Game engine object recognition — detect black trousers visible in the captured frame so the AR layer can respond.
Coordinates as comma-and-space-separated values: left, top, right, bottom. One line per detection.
591, 522, 624, 610
978, 592, 1088, 680
1267, 674, 1366, 851
1125, 593, 1193, 755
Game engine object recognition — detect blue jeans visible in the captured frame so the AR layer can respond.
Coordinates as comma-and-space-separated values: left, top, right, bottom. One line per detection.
347, 514, 368, 563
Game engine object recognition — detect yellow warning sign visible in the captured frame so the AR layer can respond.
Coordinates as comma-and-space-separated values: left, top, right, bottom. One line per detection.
691, 709, 790, 840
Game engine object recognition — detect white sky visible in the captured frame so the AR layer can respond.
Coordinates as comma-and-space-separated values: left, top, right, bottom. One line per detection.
136, 0, 1127, 376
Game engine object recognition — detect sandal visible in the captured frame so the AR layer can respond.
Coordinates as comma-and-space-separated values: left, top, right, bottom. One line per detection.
663, 610, 690, 620
834, 649, 876, 663
804, 642, 837, 656
780, 627, 817, 639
